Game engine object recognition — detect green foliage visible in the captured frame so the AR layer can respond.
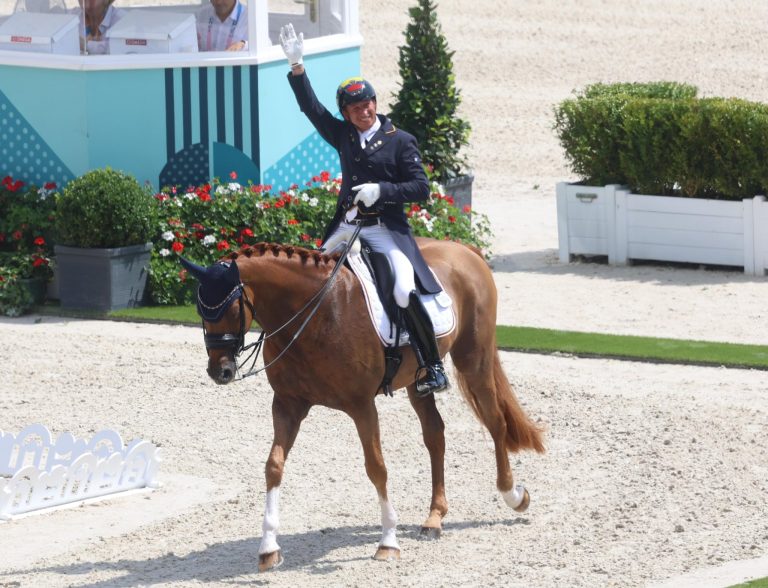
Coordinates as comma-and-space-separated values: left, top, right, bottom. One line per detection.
553, 82, 768, 199
0, 268, 34, 317
388, 0, 470, 182
56, 168, 158, 248
579, 81, 698, 100
149, 171, 492, 305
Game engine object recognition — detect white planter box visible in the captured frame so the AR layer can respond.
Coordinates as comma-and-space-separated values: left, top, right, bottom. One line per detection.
557, 182, 768, 276
106, 10, 198, 55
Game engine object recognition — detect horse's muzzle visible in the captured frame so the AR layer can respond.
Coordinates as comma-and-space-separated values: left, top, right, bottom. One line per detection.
208, 357, 237, 385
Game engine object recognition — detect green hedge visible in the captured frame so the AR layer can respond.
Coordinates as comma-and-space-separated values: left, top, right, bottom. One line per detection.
553, 82, 768, 199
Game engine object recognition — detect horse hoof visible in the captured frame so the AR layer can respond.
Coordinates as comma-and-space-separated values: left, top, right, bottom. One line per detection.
513, 488, 530, 513
373, 546, 401, 561
419, 526, 441, 540
258, 550, 283, 572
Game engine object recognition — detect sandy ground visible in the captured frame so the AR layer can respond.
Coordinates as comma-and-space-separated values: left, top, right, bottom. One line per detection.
2, 1, 768, 586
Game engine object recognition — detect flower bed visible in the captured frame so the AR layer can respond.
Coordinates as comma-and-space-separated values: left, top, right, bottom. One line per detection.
148, 171, 491, 305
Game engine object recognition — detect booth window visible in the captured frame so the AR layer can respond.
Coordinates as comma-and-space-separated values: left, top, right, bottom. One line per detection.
0, 0, 352, 56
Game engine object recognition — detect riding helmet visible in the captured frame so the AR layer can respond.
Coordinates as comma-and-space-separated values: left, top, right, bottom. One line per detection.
336, 77, 376, 112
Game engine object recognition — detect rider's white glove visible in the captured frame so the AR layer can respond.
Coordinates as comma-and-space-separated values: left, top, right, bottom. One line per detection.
279, 24, 304, 66
352, 183, 381, 208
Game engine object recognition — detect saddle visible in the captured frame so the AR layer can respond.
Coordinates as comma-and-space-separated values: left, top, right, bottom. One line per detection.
349, 239, 455, 396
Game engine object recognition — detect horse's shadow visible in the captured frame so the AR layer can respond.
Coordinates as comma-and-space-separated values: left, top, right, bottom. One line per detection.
2, 518, 529, 586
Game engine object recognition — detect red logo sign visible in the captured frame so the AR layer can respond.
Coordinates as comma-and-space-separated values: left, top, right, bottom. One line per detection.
126, 39, 147, 46
11, 36, 32, 43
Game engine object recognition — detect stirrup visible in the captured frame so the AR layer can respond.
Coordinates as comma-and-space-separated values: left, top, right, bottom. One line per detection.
415, 364, 449, 397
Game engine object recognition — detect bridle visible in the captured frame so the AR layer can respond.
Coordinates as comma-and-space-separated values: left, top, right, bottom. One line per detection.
200, 224, 362, 380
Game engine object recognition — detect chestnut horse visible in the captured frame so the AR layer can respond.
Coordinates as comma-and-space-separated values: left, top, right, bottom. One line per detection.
182, 237, 545, 571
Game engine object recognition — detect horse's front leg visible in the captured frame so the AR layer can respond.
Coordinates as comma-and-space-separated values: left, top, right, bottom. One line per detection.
407, 384, 448, 539
258, 395, 310, 572
350, 399, 401, 561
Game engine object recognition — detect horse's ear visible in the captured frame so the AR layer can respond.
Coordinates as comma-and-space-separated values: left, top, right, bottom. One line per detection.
179, 257, 208, 281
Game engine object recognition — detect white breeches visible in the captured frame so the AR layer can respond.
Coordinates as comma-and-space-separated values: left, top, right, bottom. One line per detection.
324, 222, 416, 308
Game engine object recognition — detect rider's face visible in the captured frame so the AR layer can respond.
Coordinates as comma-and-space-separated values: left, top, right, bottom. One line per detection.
344, 99, 377, 132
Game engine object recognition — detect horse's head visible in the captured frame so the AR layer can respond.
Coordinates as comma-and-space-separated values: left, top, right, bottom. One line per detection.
180, 257, 255, 385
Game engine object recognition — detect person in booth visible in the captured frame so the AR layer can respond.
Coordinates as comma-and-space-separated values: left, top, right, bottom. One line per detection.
196, 0, 248, 51
278, 23, 450, 398
76, 0, 124, 55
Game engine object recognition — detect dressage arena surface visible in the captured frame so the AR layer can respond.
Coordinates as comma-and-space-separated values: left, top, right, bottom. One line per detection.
3, 0, 768, 586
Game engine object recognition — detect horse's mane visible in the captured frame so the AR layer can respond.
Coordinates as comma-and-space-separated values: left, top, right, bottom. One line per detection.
224, 242, 340, 268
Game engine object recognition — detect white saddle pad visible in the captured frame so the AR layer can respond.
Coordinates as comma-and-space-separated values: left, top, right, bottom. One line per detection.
347, 249, 456, 347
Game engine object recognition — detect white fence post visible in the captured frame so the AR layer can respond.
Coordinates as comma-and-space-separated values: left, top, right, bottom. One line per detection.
743, 198, 756, 275
556, 182, 571, 263
753, 196, 767, 276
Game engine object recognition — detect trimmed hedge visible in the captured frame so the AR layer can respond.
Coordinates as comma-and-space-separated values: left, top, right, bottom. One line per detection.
553, 82, 768, 199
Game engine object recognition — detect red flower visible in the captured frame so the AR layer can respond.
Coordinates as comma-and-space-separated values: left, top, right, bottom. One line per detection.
33, 236, 46, 246
1, 175, 11, 187
9, 180, 23, 192
32, 256, 47, 267
191, 223, 204, 230
312, 175, 320, 183
241, 228, 254, 237
230, 171, 238, 180
262, 202, 271, 209
172, 242, 184, 253
315, 238, 323, 248
274, 200, 285, 208
411, 204, 421, 212
448, 215, 456, 223
290, 183, 299, 190
320, 170, 331, 182
199, 192, 211, 202
446, 196, 455, 205
217, 240, 230, 251
287, 219, 298, 226
12, 230, 22, 241
301, 234, 310, 242
44, 182, 57, 190
463, 205, 471, 213
195, 231, 205, 240
179, 269, 188, 282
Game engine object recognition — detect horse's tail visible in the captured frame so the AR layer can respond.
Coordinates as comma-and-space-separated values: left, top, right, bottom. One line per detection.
455, 350, 546, 454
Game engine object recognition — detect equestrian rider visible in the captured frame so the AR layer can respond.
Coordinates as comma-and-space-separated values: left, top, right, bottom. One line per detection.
279, 23, 448, 397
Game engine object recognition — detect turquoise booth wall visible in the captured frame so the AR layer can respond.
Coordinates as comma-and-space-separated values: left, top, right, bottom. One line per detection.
0, 46, 359, 191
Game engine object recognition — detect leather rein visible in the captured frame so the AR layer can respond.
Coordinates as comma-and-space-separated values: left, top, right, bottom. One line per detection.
201, 224, 362, 380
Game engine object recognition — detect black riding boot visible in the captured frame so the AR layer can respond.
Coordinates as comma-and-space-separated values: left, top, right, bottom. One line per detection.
403, 290, 449, 397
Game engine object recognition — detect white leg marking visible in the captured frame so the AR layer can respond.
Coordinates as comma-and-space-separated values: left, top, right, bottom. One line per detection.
501, 484, 526, 509
259, 487, 281, 555
378, 496, 400, 550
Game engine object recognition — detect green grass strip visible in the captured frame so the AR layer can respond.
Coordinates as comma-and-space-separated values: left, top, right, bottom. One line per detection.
497, 326, 768, 370
728, 578, 768, 588
32, 304, 768, 371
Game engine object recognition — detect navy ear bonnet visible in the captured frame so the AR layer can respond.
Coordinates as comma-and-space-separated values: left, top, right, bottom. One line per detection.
179, 257, 242, 322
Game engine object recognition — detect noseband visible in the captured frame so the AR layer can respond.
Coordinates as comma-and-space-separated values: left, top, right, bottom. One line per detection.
201, 283, 255, 354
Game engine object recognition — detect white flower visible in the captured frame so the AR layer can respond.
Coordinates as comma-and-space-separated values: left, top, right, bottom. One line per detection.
309, 197, 319, 207
159, 248, 171, 257
300, 193, 310, 202
215, 185, 227, 195
184, 192, 196, 200
161, 231, 175, 241
202, 235, 216, 246
228, 182, 242, 192
424, 219, 434, 233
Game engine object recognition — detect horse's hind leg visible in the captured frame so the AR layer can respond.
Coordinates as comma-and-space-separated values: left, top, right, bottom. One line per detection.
407, 384, 448, 539
258, 395, 311, 572
350, 399, 401, 561
452, 347, 545, 513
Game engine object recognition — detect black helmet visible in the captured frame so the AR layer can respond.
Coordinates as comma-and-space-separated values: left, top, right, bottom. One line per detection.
336, 77, 376, 112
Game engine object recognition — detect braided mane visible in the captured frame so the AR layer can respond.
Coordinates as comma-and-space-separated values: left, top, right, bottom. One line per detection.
225, 242, 339, 268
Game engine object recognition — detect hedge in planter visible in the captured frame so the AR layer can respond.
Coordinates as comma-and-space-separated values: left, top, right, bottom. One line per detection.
55, 168, 158, 311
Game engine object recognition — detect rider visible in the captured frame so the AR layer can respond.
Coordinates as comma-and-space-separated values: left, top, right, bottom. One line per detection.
279, 23, 448, 397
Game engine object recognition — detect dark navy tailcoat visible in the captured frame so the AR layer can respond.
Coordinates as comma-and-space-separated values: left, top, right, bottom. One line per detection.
287, 71, 441, 294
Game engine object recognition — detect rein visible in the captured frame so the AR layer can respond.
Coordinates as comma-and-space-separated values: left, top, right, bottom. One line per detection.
205, 225, 362, 380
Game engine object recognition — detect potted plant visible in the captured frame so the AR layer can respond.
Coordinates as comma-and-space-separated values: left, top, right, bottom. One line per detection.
54, 168, 158, 311
553, 82, 768, 274
388, 0, 473, 211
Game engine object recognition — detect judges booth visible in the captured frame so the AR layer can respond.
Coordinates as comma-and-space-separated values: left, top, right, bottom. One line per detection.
0, 0, 361, 190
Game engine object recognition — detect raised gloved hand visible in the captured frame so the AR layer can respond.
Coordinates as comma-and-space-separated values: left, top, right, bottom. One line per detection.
352, 183, 381, 208
279, 23, 304, 66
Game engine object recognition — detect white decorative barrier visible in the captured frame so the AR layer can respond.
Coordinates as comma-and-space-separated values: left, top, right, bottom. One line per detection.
556, 182, 768, 275
0, 424, 161, 520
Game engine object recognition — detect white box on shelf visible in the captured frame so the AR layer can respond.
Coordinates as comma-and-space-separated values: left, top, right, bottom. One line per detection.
106, 10, 197, 54
0, 12, 79, 55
